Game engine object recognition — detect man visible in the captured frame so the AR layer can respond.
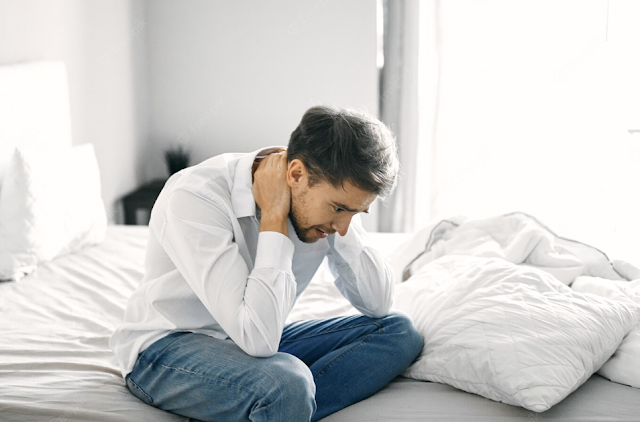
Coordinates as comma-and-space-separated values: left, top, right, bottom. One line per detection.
110, 105, 423, 422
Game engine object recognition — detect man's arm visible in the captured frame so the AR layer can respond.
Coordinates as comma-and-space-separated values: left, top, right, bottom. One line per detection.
159, 153, 294, 358
326, 214, 394, 317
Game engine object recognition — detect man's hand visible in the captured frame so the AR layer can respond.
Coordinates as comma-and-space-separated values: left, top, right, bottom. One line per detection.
252, 151, 290, 237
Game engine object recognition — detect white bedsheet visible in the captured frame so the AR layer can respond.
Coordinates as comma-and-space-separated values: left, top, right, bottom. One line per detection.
0, 226, 186, 422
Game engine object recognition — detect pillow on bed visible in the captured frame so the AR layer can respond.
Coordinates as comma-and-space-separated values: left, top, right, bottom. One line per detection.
0, 144, 107, 280
571, 275, 640, 389
394, 255, 640, 412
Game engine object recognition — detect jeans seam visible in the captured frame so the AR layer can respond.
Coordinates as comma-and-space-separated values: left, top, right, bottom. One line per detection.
313, 322, 384, 379
138, 354, 264, 398
280, 321, 382, 344
127, 375, 154, 405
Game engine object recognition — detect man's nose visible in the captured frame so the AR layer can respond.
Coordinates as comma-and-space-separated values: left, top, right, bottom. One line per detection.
331, 214, 354, 237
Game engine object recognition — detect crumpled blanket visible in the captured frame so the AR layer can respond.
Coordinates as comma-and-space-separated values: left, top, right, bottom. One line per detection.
390, 211, 629, 285
388, 211, 640, 410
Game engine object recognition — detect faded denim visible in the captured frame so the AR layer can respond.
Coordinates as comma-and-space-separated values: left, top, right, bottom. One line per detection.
126, 312, 423, 422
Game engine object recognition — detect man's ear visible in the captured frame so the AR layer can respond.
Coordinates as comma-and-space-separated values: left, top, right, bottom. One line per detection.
287, 159, 307, 188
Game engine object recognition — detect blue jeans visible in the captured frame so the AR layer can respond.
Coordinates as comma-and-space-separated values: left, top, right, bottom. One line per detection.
125, 312, 423, 422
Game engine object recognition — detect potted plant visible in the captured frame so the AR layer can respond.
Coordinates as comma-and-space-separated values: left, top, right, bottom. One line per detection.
164, 145, 190, 176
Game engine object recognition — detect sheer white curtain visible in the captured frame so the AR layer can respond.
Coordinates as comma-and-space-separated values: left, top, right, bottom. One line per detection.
378, 0, 421, 233
380, 0, 640, 262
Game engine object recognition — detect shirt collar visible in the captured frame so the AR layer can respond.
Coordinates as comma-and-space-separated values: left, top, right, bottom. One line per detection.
231, 146, 285, 218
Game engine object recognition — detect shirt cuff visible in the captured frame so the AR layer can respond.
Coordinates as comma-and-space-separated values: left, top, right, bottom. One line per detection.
254, 231, 295, 273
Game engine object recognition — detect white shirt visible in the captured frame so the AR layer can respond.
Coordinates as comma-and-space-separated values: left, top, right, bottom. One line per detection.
109, 147, 395, 377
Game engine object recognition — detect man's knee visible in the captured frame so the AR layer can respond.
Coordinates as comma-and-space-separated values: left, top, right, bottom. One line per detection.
273, 352, 315, 396
253, 353, 316, 420
381, 312, 424, 359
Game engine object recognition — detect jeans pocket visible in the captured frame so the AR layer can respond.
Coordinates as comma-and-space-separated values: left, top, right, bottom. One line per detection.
126, 374, 154, 406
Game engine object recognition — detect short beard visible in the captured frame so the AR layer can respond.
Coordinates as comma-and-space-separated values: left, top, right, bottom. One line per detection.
288, 196, 317, 244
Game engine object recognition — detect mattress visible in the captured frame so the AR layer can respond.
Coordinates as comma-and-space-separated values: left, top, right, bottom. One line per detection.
0, 226, 186, 422
0, 226, 638, 422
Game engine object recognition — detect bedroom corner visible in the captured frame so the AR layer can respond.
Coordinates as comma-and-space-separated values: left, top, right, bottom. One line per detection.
1, 1, 640, 422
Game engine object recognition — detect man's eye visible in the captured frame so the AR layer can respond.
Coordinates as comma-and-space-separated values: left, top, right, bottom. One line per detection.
335, 207, 345, 213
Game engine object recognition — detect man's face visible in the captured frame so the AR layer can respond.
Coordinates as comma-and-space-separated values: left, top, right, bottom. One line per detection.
288, 178, 377, 243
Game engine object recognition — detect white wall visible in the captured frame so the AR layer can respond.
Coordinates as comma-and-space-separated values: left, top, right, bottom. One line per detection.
424, 0, 640, 262
0, 0, 379, 228
0, 0, 149, 223
145, 0, 378, 169
144, 0, 380, 228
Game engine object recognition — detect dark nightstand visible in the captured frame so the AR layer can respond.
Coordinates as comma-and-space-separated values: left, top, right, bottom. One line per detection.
122, 179, 167, 225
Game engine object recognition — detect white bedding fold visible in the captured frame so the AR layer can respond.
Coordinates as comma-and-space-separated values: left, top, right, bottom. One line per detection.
390, 212, 640, 411
0, 226, 187, 422
389, 212, 625, 285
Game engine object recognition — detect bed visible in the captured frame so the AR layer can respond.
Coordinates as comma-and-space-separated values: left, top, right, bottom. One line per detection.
1, 61, 640, 422
2, 226, 640, 422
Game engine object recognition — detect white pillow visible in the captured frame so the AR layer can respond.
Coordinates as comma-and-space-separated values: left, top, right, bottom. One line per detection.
571, 276, 640, 388
0, 144, 107, 280
394, 255, 640, 412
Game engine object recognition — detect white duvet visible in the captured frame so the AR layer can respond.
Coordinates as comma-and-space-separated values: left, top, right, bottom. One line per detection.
391, 212, 640, 412
571, 276, 640, 388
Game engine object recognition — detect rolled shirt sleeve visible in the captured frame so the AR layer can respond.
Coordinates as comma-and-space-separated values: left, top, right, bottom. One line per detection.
160, 188, 296, 357
326, 214, 395, 318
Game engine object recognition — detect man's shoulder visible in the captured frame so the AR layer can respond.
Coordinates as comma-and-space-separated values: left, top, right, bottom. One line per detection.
166, 154, 238, 204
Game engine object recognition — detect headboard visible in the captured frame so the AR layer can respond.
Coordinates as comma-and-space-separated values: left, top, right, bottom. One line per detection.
0, 61, 73, 191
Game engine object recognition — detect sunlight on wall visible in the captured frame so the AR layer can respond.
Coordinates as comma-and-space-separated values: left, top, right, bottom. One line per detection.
426, 0, 640, 261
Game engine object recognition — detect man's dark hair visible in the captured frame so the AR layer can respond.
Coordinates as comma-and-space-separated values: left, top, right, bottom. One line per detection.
287, 105, 399, 199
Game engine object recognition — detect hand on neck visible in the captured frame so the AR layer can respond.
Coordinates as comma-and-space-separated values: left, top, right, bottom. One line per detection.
251, 147, 286, 180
